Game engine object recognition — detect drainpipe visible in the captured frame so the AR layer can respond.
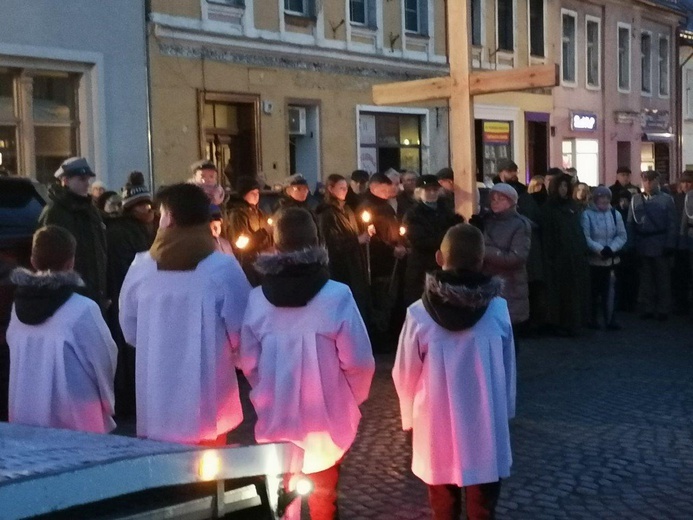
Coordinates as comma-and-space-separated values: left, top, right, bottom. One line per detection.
143, 0, 155, 190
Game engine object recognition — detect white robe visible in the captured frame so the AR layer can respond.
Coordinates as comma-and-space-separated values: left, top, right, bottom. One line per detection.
119, 251, 251, 444
7, 294, 117, 434
239, 281, 375, 474
392, 297, 516, 487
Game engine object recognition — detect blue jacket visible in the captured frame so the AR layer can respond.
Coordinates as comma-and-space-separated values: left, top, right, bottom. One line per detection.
581, 206, 627, 266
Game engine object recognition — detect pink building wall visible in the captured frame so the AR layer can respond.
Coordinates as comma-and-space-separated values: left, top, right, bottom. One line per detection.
552, 0, 681, 186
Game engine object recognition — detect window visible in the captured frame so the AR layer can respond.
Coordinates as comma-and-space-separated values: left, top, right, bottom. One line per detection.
659, 36, 670, 97
207, 0, 244, 6
686, 68, 693, 120
618, 23, 631, 92
529, 0, 545, 57
586, 17, 600, 88
471, 0, 482, 46
562, 139, 599, 186
497, 0, 514, 51
641, 32, 652, 94
350, 0, 376, 27
0, 68, 79, 183
561, 10, 577, 84
284, 0, 313, 16
359, 112, 422, 173
404, 0, 427, 35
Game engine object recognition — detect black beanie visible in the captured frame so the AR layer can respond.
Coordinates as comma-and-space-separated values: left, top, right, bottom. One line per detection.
273, 208, 318, 252
236, 176, 261, 197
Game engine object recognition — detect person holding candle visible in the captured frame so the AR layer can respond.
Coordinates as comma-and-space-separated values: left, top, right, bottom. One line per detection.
317, 174, 373, 320
227, 177, 273, 286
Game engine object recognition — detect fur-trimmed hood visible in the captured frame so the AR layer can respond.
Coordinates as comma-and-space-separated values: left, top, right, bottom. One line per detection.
422, 270, 502, 331
10, 268, 84, 325
255, 247, 330, 307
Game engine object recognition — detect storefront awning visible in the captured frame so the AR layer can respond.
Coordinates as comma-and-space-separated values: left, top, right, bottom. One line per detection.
642, 132, 674, 142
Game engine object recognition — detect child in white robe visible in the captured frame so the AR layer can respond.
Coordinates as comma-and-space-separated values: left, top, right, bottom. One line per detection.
393, 223, 516, 519
239, 207, 375, 520
119, 183, 251, 445
7, 225, 117, 433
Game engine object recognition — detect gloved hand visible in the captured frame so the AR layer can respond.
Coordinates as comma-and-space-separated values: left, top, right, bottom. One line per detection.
601, 246, 614, 258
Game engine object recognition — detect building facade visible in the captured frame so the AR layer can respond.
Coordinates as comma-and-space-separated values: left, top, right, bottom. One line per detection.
147, 0, 556, 189
0, 0, 150, 189
554, 0, 683, 187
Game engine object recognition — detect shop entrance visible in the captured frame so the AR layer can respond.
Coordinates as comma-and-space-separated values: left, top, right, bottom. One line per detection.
526, 120, 549, 181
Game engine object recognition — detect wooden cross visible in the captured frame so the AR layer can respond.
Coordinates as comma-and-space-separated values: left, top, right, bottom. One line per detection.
372, 0, 559, 217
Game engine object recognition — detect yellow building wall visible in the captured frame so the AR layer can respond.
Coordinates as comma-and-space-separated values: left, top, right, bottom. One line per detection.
255, 2, 280, 32
150, 0, 200, 19
382, 0, 403, 51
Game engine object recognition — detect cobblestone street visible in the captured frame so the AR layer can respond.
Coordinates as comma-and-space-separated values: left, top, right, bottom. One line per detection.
340, 315, 693, 519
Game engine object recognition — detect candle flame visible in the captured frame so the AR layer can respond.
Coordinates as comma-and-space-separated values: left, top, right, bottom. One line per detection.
361, 211, 372, 223
267, 217, 274, 226
235, 235, 250, 249
399, 226, 407, 236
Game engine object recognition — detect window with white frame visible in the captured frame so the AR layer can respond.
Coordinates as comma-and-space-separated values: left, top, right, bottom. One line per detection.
404, 0, 428, 35
497, 0, 514, 51
561, 10, 577, 84
207, 0, 244, 6
529, 0, 545, 57
685, 68, 693, 120
618, 23, 631, 92
641, 32, 652, 95
0, 68, 80, 183
350, 0, 376, 27
471, 0, 482, 46
659, 36, 670, 97
586, 17, 600, 88
284, 0, 313, 16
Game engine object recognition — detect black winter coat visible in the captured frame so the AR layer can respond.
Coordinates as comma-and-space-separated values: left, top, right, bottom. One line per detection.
402, 202, 463, 305
316, 199, 370, 317
357, 192, 403, 278
38, 185, 107, 306
227, 197, 272, 286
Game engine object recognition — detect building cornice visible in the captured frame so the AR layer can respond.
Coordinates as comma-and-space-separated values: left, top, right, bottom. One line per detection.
150, 13, 448, 81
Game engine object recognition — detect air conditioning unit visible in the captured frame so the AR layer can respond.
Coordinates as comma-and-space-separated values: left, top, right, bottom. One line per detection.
288, 106, 307, 135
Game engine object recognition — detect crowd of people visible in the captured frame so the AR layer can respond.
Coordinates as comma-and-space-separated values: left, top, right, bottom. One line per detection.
2, 153, 693, 519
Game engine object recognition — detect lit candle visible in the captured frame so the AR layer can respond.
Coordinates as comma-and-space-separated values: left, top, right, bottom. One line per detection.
235, 235, 250, 249
399, 226, 407, 236
267, 217, 274, 226
361, 211, 372, 224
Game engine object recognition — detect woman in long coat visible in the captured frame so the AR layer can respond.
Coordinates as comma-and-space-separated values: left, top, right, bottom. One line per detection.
541, 174, 590, 336
317, 174, 371, 319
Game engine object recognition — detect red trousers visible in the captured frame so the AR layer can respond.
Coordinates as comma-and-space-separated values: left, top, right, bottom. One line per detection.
305, 463, 341, 520
428, 481, 501, 520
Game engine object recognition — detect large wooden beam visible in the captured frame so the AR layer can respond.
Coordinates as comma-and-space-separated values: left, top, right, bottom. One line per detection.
372, 64, 559, 107
372, 76, 453, 105
469, 64, 559, 96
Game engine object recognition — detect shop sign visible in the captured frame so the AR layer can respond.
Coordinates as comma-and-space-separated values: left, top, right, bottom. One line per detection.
614, 111, 639, 124
641, 109, 670, 132
570, 111, 597, 132
482, 121, 511, 144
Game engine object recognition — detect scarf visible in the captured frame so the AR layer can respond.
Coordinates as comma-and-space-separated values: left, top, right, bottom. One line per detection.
149, 224, 216, 271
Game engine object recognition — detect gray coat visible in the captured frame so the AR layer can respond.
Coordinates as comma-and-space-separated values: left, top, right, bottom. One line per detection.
627, 189, 678, 257
482, 208, 532, 324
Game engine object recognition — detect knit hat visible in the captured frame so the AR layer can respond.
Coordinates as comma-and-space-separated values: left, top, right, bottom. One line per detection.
273, 207, 318, 251
592, 186, 612, 200
285, 173, 309, 187
436, 167, 454, 180
54, 157, 95, 179
121, 171, 152, 210
416, 174, 441, 188
490, 183, 519, 204
236, 176, 261, 197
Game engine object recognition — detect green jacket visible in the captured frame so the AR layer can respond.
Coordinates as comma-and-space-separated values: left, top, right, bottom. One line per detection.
38, 185, 107, 305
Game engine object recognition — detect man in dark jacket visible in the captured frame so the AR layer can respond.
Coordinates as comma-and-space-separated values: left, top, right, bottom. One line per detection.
357, 173, 407, 341
403, 175, 463, 305
346, 169, 369, 212
228, 176, 272, 286
628, 170, 678, 320
609, 166, 639, 207
38, 157, 107, 308
672, 171, 693, 314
